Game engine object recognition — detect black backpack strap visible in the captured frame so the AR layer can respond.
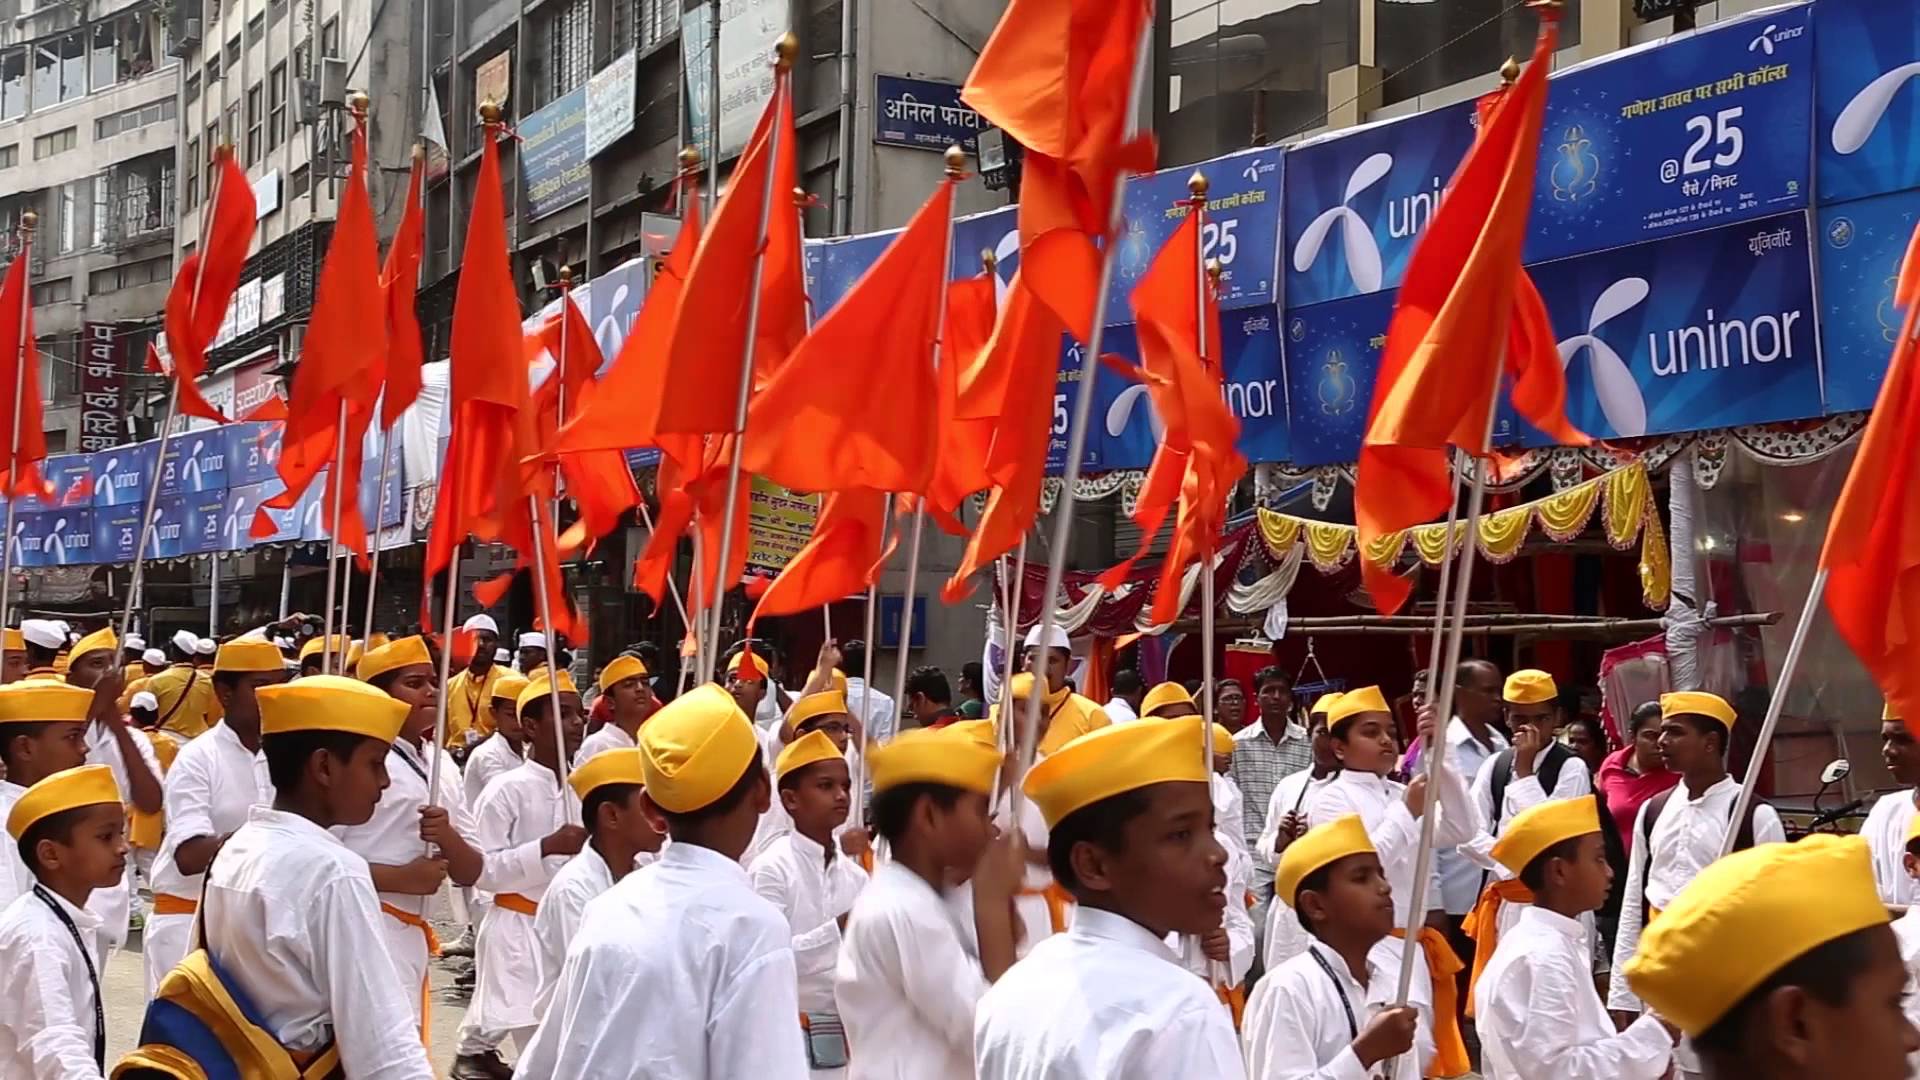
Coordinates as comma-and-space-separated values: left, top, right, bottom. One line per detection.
1639, 789, 1675, 918
1731, 792, 1760, 852
1487, 748, 1514, 827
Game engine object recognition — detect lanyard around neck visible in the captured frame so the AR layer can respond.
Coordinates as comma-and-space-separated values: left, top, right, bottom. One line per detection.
33, 885, 104, 1070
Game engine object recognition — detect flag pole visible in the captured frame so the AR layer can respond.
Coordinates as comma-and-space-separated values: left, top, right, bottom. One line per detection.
997, 534, 1029, 767
319, 399, 349, 674
1007, 21, 1154, 818
0, 211, 32, 664
528, 495, 573, 799
361, 425, 395, 639
850, 498, 888, 832
794, 182, 836, 650
703, 36, 796, 674
635, 496, 695, 656
1719, 569, 1827, 857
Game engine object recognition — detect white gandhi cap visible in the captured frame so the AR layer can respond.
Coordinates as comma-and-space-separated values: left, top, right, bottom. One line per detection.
1022, 624, 1071, 652
21, 619, 66, 649
462, 613, 499, 634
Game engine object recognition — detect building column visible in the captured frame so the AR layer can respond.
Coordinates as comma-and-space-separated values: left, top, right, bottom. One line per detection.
1582, 0, 1636, 60
1326, 0, 1381, 130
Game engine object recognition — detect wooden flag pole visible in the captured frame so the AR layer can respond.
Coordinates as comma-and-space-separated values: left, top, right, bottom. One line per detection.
1718, 569, 1827, 856
849, 501, 886, 831
1007, 20, 1154, 818
997, 535, 1029, 771
361, 425, 396, 639
319, 400, 350, 675
527, 495, 574, 801
0, 211, 32, 660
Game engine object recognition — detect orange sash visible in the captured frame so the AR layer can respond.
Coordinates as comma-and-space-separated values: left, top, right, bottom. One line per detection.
1216, 982, 1246, 1029
153, 893, 199, 916
379, 903, 441, 1046
1016, 882, 1076, 934
495, 892, 540, 917
1390, 926, 1470, 1078
1461, 878, 1535, 1017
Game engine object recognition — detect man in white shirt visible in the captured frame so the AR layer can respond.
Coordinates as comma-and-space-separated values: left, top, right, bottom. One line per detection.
575, 654, 654, 762
516, 683, 807, 1079
1863, 702, 1920, 908
61, 627, 161, 957
750, 730, 869, 1077
532, 747, 662, 1012
456, 672, 586, 1078
146, 639, 287, 994
1437, 661, 1510, 924
1608, 691, 1785, 1078
1104, 669, 1144, 724
1476, 798, 1673, 1079
839, 640, 898, 748
203, 675, 435, 1079
1257, 695, 1342, 968
1889, 812, 1920, 1076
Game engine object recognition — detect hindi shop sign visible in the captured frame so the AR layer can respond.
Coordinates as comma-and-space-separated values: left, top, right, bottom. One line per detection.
521, 85, 590, 220
873, 75, 981, 154
78, 323, 125, 452
586, 51, 637, 160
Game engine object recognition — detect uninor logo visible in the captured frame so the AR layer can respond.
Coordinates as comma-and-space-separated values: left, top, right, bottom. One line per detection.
1833, 61, 1920, 155
1292, 152, 1392, 293
1557, 278, 1651, 437
1748, 26, 1776, 55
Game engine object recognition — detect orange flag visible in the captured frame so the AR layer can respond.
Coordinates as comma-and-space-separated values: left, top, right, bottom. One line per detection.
653, 68, 805, 437
0, 240, 47, 497
1353, 14, 1584, 616
751, 489, 889, 622
381, 149, 428, 429
528, 296, 641, 551
960, 0, 1154, 342
260, 119, 386, 556
163, 149, 257, 423
741, 177, 953, 494
1823, 220, 1920, 729
926, 272, 999, 533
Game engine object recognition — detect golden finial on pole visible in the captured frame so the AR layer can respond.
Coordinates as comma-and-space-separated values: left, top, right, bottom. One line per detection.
558, 264, 573, 288
944, 145, 967, 179
412, 141, 426, 163
1188, 170, 1210, 201
1205, 258, 1222, 284
774, 32, 799, 70
1500, 57, 1521, 87
981, 249, 997, 274
18, 210, 35, 233
346, 90, 370, 118
1525, 0, 1563, 10
792, 185, 809, 208
211, 142, 234, 163
479, 98, 503, 125
678, 145, 702, 173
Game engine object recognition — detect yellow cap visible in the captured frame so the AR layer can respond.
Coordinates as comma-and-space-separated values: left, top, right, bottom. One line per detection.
776, 729, 844, 781
784, 690, 849, 735
68, 626, 117, 662
1625, 835, 1886, 1038
1277, 814, 1376, 909
727, 651, 769, 681
1309, 691, 1344, 718
215, 639, 285, 674
1885, 701, 1901, 723
1660, 690, 1735, 731
1210, 723, 1235, 752
1503, 669, 1558, 705
870, 726, 1003, 797
491, 673, 529, 704
1491, 797, 1602, 875
1327, 685, 1390, 729
568, 747, 646, 801
0, 681, 95, 724
597, 654, 649, 692
2, 628, 21, 651
1141, 682, 1195, 718
6, 764, 121, 839
356, 635, 433, 682
947, 718, 999, 750
1023, 716, 1210, 830
1008, 672, 1038, 698
258, 675, 409, 742
364, 632, 391, 651
638, 683, 760, 813
518, 670, 580, 716
298, 635, 348, 661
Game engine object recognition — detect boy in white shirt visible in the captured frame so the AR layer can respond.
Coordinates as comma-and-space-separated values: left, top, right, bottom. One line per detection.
575, 655, 654, 762
0, 683, 98, 907
751, 729, 870, 1076
533, 746, 661, 1011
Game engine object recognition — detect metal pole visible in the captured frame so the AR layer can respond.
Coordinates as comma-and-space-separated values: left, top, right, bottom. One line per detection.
277, 556, 291, 620
1007, 22, 1153, 819
1720, 569, 1829, 858
704, 44, 792, 669
887, 508, 925, 717
832, 0, 855, 233
0, 213, 31, 672
997, 535, 1028, 764
851, 565, 880, 829
426, 512, 460, 801
319, 399, 348, 674
552, 270, 572, 532
209, 556, 220, 635
705, 0, 720, 219
636, 497, 695, 644
527, 495, 572, 800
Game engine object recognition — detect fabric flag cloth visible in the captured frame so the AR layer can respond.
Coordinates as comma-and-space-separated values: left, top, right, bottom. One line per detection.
960, 0, 1155, 343
163, 150, 257, 423
0, 240, 47, 497
382, 151, 428, 430
1352, 14, 1584, 617
926, 272, 999, 535
652, 68, 805, 437
259, 119, 386, 557
750, 489, 889, 623
526, 295, 641, 552
1822, 220, 1920, 729
942, 271, 1065, 602
1095, 209, 1245, 627
741, 177, 953, 495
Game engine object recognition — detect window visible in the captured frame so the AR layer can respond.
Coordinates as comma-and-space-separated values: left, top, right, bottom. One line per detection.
246, 83, 263, 164
30, 278, 73, 305
103, 155, 174, 246
268, 63, 287, 149
613, 0, 671, 56
269, 0, 287, 28
33, 30, 88, 107
89, 256, 171, 294
91, 174, 107, 248
206, 54, 220, 85
89, 18, 119, 92
1377, 0, 1581, 107
322, 18, 340, 59
95, 97, 176, 138
290, 163, 310, 199
1, 47, 25, 120
0, 145, 14, 170
293, 39, 310, 80
52, 180, 84, 253
224, 103, 240, 148
185, 136, 200, 208
224, 35, 240, 70
34, 127, 77, 159
184, 71, 200, 106
547, 0, 591, 100
247, 14, 264, 46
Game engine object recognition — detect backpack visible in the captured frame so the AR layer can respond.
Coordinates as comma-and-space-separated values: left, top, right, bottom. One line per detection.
1485, 741, 1572, 831
112, 950, 341, 1080
1637, 785, 1760, 919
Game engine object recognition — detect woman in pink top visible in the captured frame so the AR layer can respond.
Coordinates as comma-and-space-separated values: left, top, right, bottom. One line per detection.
1595, 699, 1680, 855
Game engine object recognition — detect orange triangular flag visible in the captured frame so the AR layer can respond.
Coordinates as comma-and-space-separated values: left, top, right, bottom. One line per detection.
1822, 220, 1920, 729
381, 149, 427, 429
750, 489, 889, 623
529, 297, 640, 551
741, 177, 952, 494
926, 272, 999, 533
163, 149, 256, 423
0, 241, 48, 497
1354, 13, 1580, 616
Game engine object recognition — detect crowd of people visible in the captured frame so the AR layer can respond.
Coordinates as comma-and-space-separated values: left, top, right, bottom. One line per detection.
0, 611, 1916, 1079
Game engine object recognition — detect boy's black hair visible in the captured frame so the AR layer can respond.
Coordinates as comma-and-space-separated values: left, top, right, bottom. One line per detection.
1110, 669, 1143, 697
840, 641, 870, 680
959, 662, 983, 693
129, 706, 159, 729
24, 642, 58, 667
657, 758, 763, 832
1674, 712, 1728, 756
0, 722, 50, 770
262, 729, 384, 791
1627, 699, 1663, 736
299, 655, 324, 673
1293, 862, 1336, 938
16, 804, 93, 874
1693, 925, 1879, 1059
776, 757, 843, 795
1253, 665, 1293, 692
1518, 835, 1586, 892
212, 669, 247, 692
905, 666, 952, 706
1046, 787, 1153, 894
871, 781, 965, 846
582, 782, 643, 836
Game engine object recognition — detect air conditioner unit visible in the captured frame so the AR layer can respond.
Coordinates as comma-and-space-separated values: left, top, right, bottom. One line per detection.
318, 57, 348, 106
170, 17, 203, 58
295, 78, 320, 124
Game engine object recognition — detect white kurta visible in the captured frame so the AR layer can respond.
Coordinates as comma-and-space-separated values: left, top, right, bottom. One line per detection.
1306, 764, 1480, 927
462, 733, 522, 812
532, 844, 615, 1015
836, 861, 988, 1079
1434, 719, 1509, 916
748, 829, 869, 1015
1608, 775, 1785, 1011
1863, 789, 1919, 907
747, 742, 861, 866
1894, 906, 1920, 1078
202, 806, 435, 1080
0, 781, 35, 906
1476, 906, 1672, 1080
1170, 828, 1256, 989
332, 737, 475, 1029
974, 907, 1245, 1079
842, 678, 898, 748
1241, 936, 1437, 1080
0, 887, 105, 1080
147, 720, 263, 994
464, 758, 578, 1043
515, 842, 807, 1079
81, 720, 161, 954
1214, 774, 1250, 870
574, 721, 636, 764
